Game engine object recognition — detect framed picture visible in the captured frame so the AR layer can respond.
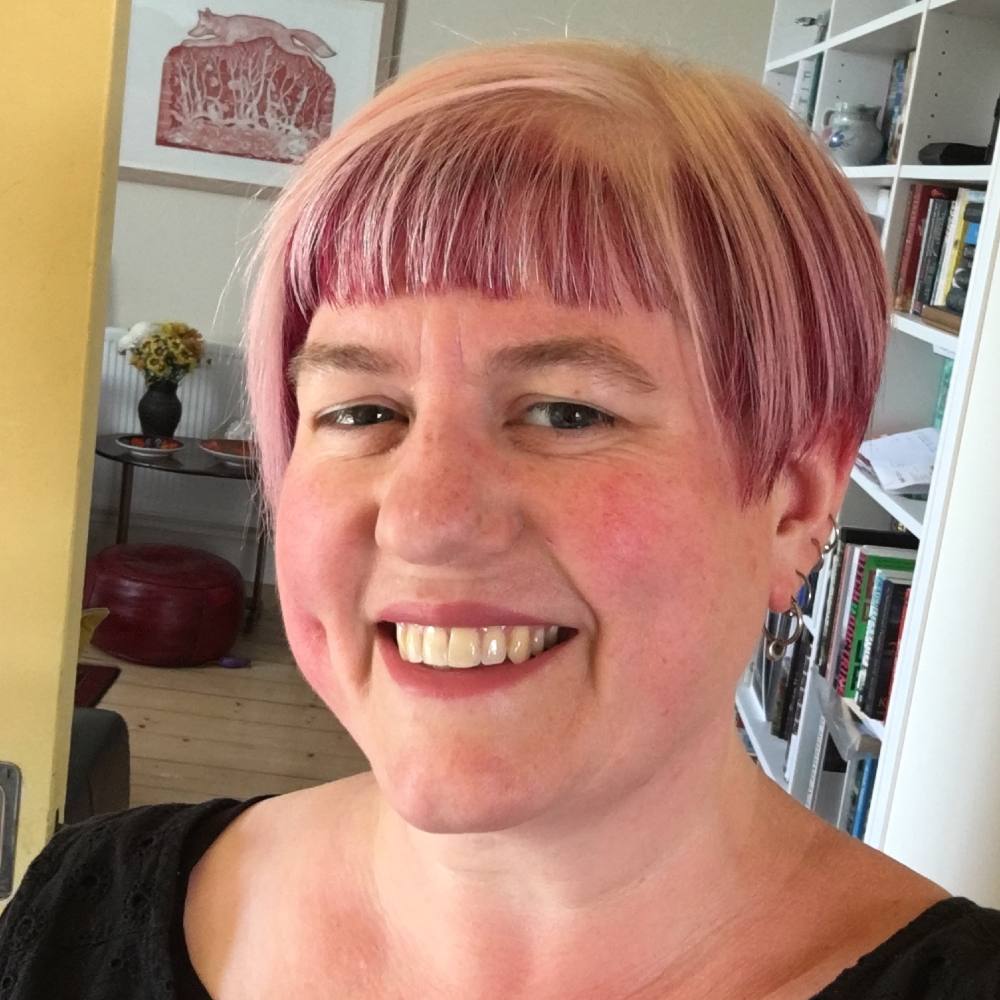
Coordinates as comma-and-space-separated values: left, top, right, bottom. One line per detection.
119, 0, 398, 195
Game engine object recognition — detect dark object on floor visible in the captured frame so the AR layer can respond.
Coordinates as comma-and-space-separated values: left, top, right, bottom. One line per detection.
66, 707, 130, 824
84, 543, 245, 667
74, 663, 121, 707
217, 655, 252, 669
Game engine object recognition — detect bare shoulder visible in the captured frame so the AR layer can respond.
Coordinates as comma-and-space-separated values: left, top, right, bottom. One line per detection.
184, 773, 381, 999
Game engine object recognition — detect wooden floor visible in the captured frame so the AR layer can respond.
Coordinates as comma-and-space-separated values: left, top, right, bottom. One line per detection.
82, 593, 371, 807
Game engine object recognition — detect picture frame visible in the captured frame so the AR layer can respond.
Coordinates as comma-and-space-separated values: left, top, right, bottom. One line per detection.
118, 0, 399, 197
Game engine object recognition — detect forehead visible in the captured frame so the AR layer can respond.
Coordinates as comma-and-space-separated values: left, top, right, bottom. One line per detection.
299, 292, 690, 386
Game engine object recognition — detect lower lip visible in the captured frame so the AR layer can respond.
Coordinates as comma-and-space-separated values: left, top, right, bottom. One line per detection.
376, 627, 570, 700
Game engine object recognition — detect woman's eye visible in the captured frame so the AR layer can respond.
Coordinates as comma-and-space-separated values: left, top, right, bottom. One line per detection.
314, 404, 403, 428
521, 401, 616, 431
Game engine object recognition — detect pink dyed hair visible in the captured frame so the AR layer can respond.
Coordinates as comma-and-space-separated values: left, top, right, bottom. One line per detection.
245, 39, 889, 515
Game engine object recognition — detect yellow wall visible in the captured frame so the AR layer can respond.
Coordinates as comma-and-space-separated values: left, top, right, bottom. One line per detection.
0, 1, 130, 898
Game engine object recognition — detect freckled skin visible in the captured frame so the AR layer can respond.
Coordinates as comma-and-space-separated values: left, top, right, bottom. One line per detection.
276, 290, 787, 837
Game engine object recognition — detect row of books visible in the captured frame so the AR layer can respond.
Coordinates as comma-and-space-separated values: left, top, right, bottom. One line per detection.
749, 528, 919, 752
893, 183, 986, 332
822, 531, 918, 720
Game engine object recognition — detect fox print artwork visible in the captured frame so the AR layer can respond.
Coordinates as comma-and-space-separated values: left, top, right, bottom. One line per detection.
156, 7, 337, 164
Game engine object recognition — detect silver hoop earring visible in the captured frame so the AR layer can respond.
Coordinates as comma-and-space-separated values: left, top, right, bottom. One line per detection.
762, 597, 804, 661
810, 514, 842, 560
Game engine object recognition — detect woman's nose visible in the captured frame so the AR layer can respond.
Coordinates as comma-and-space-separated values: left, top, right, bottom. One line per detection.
374, 417, 524, 568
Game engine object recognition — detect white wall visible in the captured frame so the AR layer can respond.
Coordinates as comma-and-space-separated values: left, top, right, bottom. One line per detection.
396, 0, 771, 77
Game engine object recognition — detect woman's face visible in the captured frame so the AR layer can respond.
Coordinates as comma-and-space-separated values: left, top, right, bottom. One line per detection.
278, 291, 779, 833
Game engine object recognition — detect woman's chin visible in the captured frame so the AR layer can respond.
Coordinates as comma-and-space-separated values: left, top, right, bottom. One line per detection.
370, 751, 560, 835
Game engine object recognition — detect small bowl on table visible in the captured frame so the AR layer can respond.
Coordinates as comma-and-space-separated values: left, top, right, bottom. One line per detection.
116, 435, 184, 458
198, 438, 254, 468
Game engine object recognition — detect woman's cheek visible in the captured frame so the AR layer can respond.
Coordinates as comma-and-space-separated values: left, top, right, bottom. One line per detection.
275, 462, 365, 704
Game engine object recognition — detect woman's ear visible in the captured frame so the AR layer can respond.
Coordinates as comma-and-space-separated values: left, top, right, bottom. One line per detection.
766, 433, 854, 611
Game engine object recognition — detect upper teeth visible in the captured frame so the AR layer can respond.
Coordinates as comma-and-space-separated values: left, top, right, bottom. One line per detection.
394, 623, 561, 669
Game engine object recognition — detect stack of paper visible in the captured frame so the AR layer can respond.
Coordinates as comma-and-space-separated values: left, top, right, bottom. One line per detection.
856, 427, 939, 495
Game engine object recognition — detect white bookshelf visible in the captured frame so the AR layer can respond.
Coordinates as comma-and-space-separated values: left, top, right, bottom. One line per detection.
745, 0, 1000, 903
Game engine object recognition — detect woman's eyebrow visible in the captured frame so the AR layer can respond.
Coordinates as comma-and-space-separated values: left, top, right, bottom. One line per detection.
288, 336, 659, 394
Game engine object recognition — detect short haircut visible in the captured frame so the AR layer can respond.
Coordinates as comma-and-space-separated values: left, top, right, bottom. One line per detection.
245, 39, 889, 515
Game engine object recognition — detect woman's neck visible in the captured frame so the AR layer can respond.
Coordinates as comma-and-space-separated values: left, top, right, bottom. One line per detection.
359, 710, 821, 999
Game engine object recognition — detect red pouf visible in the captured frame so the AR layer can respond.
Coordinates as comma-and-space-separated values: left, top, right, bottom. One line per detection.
84, 544, 245, 667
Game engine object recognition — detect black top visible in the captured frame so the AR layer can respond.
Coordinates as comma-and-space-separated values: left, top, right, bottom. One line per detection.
2, 798, 999, 999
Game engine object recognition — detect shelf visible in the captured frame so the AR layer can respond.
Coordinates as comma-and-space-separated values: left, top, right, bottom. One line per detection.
734, 680, 789, 788
892, 312, 959, 357
845, 699, 888, 742
813, 674, 883, 760
767, 5, 924, 70
765, 41, 826, 74
831, 4, 924, 55
899, 164, 993, 183
850, 466, 927, 537
843, 165, 898, 180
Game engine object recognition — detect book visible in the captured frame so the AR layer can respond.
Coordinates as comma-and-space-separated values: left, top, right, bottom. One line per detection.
932, 358, 954, 430
870, 585, 911, 721
887, 51, 916, 164
851, 755, 879, 839
853, 568, 913, 708
861, 579, 911, 718
767, 645, 793, 736
893, 184, 934, 311
913, 192, 957, 314
788, 635, 812, 738
945, 205, 982, 314
777, 631, 812, 740
853, 569, 888, 708
880, 53, 908, 162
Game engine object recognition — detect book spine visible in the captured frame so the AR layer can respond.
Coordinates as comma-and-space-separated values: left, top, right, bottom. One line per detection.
854, 571, 886, 706
836, 553, 868, 696
881, 54, 906, 154
895, 184, 932, 311
851, 756, 879, 839
914, 195, 955, 314
789, 653, 809, 737
862, 581, 908, 716
932, 358, 955, 430
805, 717, 828, 809
870, 586, 912, 720
888, 51, 916, 164
932, 194, 964, 306
815, 543, 846, 678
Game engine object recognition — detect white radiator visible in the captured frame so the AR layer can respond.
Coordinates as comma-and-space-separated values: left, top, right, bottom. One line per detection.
90, 328, 257, 540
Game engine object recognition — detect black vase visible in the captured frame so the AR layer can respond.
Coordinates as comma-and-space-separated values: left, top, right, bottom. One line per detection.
138, 379, 182, 438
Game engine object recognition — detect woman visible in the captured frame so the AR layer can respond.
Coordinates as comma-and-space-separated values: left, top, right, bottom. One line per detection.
3, 39, 999, 999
